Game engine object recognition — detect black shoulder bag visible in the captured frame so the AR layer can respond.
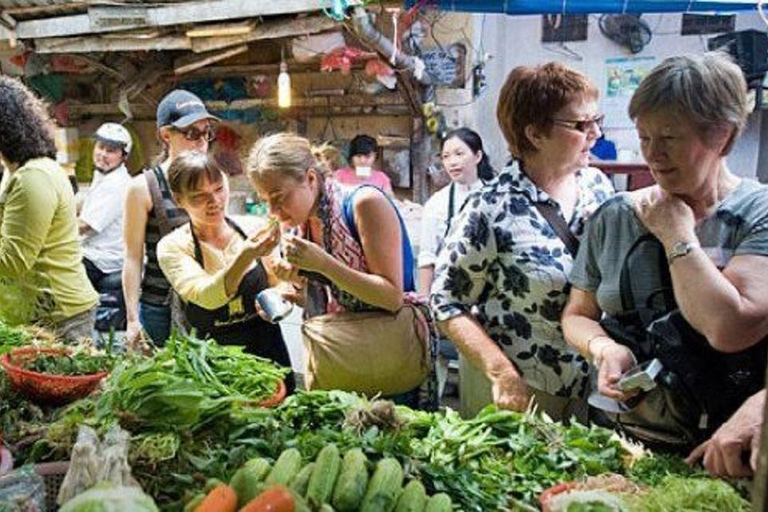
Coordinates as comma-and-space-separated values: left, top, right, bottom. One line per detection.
596, 234, 767, 453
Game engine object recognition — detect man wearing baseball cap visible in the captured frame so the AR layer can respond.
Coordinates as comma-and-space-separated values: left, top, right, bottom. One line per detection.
123, 89, 219, 347
79, 123, 133, 299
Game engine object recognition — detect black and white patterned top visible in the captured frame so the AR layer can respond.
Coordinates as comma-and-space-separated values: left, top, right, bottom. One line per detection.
430, 161, 614, 398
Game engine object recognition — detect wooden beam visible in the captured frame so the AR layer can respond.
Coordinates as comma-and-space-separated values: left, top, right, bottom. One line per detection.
190, 15, 336, 53
186, 20, 256, 38
67, 93, 407, 117
3, 2, 85, 17
174, 44, 249, 75
16, 0, 358, 40
410, 116, 431, 204
0, 25, 13, 46
35, 34, 191, 53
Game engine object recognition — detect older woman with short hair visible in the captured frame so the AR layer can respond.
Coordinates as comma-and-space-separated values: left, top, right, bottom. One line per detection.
430, 62, 613, 421
0, 76, 98, 339
563, 52, 768, 451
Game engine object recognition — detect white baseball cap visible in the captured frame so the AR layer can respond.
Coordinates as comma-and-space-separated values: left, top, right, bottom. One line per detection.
94, 123, 132, 155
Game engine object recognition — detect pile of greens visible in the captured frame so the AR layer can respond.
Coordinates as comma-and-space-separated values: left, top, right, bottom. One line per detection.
161, 332, 287, 401
6, 362, 751, 512
0, 321, 36, 355
20, 352, 114, 376
94, 332, 289, 432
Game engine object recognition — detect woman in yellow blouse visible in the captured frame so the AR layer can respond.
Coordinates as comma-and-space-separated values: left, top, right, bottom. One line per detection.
157, 152, 294, 389
0, 76, 98, 340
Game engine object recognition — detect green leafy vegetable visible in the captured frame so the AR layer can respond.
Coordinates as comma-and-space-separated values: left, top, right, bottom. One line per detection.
626, 475, 750, 511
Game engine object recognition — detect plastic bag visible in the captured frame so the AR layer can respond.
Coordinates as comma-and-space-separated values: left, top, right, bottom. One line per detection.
0, 466, 45, 512
57, 426, 101, 505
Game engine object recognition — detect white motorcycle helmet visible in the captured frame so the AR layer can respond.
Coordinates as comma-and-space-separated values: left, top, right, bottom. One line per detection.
94, 123, 132, 155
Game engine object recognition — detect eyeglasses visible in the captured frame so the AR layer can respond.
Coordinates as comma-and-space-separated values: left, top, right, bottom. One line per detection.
551, 114, 605, 133
172, 125, 217, 142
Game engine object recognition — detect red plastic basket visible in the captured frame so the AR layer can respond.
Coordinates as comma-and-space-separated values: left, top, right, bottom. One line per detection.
257, 379, 287, 408
0, 347, 108, 406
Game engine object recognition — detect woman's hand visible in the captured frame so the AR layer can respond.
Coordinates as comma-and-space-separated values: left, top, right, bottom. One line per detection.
282, 234, 330, 273
244, 221, 280, 259
490, 369, 531, 412
633, 189, 696, 247
597, 343, 638, 402
686, 389, 765, 478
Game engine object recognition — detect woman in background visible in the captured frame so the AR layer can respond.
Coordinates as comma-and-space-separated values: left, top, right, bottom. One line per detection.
418, 127, 495, 294
333, 134, 394, 195
312, 142, 345, 179
123, 89, 218, 347
0, 76, 98, 340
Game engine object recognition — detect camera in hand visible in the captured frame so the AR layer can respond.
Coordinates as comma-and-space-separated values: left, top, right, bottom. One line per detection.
618, 358, 663, 392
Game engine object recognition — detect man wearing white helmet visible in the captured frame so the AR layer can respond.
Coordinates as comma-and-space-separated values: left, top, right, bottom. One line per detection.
78, 122, 132, 294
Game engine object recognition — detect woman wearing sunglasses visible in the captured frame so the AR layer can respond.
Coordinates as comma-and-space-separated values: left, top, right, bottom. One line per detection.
123, 89, 219, 347
430, 62, 614, 421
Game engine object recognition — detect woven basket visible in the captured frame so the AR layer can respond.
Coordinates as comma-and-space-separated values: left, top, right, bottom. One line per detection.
257, 379, 287, 408
1, 347, 108, 406
35, 461, 69, 512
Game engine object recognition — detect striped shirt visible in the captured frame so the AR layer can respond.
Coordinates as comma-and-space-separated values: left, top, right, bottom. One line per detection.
140, 166, 189, 306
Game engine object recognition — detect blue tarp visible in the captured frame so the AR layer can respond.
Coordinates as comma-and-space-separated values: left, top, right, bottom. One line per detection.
404, 0, 760, 14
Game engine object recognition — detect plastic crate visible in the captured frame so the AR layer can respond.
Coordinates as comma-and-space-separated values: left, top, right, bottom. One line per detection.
35, 461, 69, 512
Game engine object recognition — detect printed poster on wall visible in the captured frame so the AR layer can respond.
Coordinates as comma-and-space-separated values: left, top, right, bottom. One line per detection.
603, 56, 655, 128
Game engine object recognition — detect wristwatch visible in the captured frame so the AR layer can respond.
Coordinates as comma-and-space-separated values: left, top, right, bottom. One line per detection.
667, 241, 698, 265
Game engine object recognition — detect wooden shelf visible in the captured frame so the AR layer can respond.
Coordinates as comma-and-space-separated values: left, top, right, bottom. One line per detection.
591, 160, 655, 191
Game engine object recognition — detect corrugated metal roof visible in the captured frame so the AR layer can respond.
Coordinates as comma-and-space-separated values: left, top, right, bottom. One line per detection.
0, 0, 79, 8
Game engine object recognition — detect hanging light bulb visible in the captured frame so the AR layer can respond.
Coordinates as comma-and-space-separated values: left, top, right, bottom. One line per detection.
278, 60, 291, 108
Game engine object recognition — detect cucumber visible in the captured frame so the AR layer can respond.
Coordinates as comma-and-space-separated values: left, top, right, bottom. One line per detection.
290, 462, 316, 497
395, 480, 428, 512
360, 458, 404, 512
230, 465, 265, 508
265, 448, 303, 486
243, 457, 272, 482
424, 493, 452, 512
307, 444, 342, 508
331, 448, 369, 511
203, 478, 223, 494
183, 493, 205, 512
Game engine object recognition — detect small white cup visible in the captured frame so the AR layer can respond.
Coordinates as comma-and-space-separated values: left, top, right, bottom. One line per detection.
256, 288, 294, 323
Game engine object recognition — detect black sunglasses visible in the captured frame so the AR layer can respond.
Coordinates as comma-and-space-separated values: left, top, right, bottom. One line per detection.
551, 114, 605, 133
172, 125, 217, 142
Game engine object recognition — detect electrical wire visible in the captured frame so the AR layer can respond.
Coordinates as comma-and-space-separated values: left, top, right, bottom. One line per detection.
759, 0, 768, 28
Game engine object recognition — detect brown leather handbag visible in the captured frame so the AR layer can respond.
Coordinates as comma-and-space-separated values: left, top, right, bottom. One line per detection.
302, 303, 430, 397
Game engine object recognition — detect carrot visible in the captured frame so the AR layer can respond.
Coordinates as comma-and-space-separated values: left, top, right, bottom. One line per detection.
539, 481, 578, 512
239, 485, 295, 512
195, 483, 238, 512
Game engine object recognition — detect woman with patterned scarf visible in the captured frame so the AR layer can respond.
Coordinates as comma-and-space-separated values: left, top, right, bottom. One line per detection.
247, 133, 429, 407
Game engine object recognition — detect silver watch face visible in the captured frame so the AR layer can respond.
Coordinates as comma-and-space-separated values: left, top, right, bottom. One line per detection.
669, 241, 695, 261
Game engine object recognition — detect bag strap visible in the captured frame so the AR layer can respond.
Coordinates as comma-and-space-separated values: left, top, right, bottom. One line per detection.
144, 166, 173, 237
534, 201, 580, 256
444, 183, 456, 239
342, 185, 415, 292
618, 233, 675, 312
